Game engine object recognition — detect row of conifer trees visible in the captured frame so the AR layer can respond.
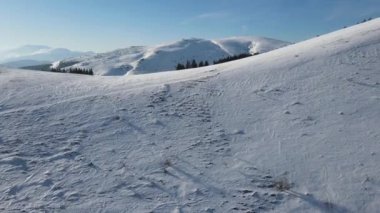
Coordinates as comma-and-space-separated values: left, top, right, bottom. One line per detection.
213, 53, 255, 65
175, 53, 256, 70
176, 60, 209, 70
50, 67, 94, 75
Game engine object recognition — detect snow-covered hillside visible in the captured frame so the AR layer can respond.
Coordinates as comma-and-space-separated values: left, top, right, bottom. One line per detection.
0, 45, 93, 68
0, 19, 379, 212
55, 36, 289, 76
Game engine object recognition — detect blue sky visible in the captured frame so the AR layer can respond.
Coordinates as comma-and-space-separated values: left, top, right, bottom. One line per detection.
0, 0, 379, 52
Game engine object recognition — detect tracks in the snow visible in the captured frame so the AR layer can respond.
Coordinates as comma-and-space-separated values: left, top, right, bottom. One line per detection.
143, 72, 289, 212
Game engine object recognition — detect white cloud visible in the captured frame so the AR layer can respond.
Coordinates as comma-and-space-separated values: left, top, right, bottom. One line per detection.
196, 12, 229, 19
182, 11, 230, 25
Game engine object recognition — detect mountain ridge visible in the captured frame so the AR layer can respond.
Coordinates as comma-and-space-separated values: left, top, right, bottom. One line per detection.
0, 45, 93, 68
54, 36, 290, 75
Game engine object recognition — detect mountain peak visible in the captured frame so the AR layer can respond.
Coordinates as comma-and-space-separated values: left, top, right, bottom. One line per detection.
19, 44, 51, 49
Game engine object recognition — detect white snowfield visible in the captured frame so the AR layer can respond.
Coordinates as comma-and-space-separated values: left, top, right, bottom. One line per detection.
0, 45, 92, 68
0, 19, 379, 213
55, 36, 289, 76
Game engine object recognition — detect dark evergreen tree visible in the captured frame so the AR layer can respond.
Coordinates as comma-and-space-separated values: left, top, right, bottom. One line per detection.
199, 61, 204, 67
204, 61, 209, 66
191, 60, 198, 68
176, 63, 185, 70
186, 61, 191, 69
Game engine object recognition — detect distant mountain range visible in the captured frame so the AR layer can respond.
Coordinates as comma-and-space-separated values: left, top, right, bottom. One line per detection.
0, 45, 93, 68
53, 36, 290, 75
3, 37, 289, 75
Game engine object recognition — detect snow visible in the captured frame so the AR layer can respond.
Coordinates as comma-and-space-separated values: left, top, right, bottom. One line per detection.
215, 36, 290, 55
0, 45, 93, 68
0, 19, 380, 212
57, 36, 289, 76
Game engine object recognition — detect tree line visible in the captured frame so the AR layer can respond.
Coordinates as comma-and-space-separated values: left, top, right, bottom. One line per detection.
175, 53, 257, 70
176, 60, 209, 70
50, 67, 94, 75
213, 53, 255, 65
343, 17, 373, 29
357, 17, 372, 24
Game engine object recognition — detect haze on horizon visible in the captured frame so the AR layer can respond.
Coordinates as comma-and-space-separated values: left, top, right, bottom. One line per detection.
0, 0, 379, 52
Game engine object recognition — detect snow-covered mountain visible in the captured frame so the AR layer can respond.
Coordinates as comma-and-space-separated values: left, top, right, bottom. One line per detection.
54, 36, 289, 75
1, 19, 379, 212
0, 45, 93, 68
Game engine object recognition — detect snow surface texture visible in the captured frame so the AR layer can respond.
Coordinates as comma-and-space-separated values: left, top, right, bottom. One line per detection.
0, 19, 380, 212
54, 36, 289, 76
0, 45, 93, 68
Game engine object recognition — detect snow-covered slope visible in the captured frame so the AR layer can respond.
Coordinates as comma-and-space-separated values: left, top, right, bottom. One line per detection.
1, 19, 379, 212
56, 36, 289, 76
0, 45, 93, 68
215, 36, 289, 56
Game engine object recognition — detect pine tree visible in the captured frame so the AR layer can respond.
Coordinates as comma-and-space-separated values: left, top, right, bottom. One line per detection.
199, 61, 204, 67
205, 61, 209, 66
186, 61, 191, 69
191, 60, 198, 68
176, 63, 185, 70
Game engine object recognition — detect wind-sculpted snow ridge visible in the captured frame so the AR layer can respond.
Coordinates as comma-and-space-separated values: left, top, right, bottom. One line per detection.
0, 19, 379, 212
55, 36, 289, 76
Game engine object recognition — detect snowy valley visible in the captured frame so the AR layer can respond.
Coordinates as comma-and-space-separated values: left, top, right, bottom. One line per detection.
0, 18, 379, 213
